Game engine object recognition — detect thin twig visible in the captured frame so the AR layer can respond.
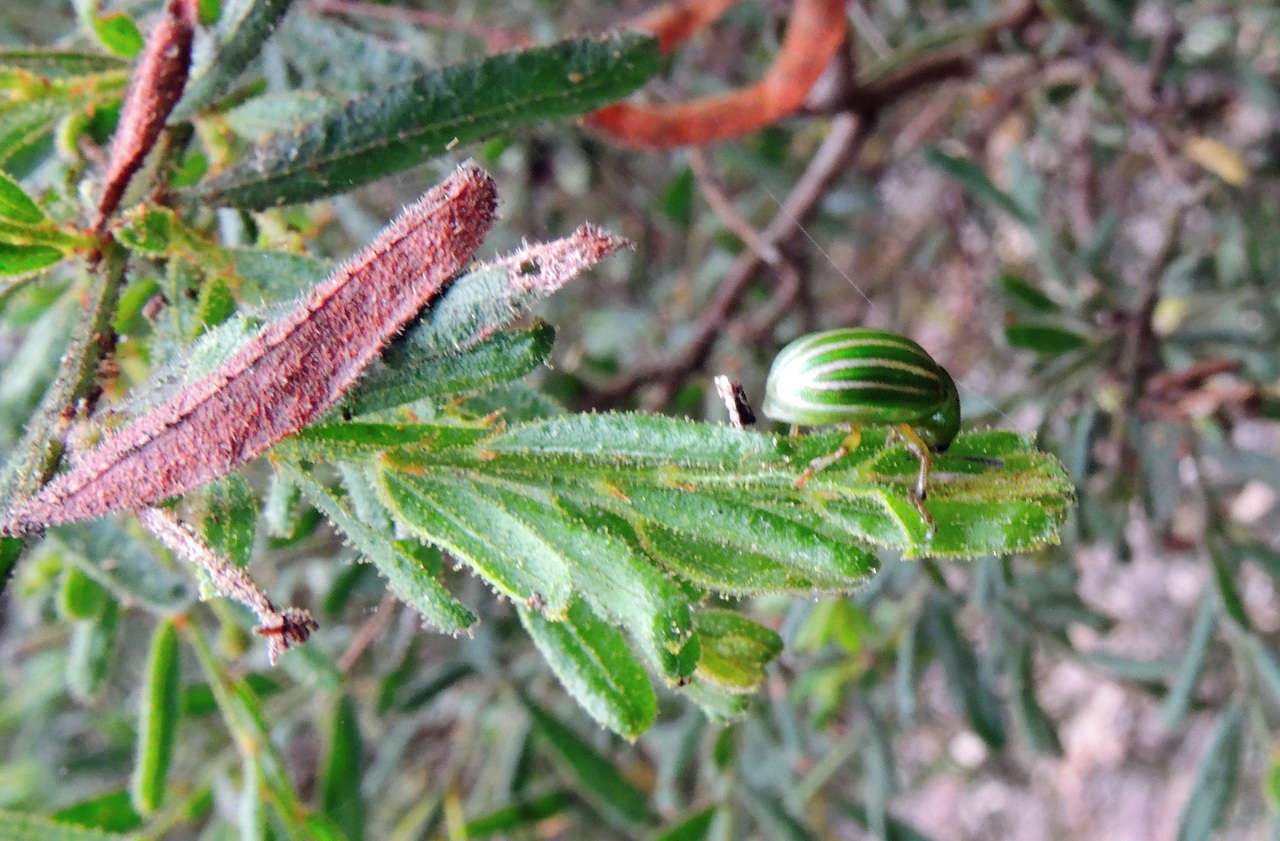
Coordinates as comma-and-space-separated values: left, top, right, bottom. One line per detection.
851, 0, 1040, 116
591, 112, 867, 407
589, 0, 1042, 408
687, 147, 780, 266
138, 507, 317, 665
1122, 202, 1193, 410
1, 245, 128, 508
337, 593, 399, 673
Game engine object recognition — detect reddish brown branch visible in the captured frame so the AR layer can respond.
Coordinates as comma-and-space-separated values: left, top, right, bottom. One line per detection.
587, 0, 849, 148
139, 507, 317, 665
626, 0, 739, 52
587, 1, 1044, 407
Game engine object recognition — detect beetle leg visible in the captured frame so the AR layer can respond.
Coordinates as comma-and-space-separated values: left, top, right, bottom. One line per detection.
893, 423, 937, 538
795, 425, 861, 489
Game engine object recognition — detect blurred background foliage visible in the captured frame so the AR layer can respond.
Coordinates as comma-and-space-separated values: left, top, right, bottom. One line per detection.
1, 0, 1279, 839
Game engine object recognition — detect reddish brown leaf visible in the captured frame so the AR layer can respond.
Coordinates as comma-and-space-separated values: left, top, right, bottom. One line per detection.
94, 0, 199, 231
4, 164, 497, 535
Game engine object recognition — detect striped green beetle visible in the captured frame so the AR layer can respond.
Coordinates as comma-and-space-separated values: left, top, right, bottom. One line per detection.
763, 328, 960, 536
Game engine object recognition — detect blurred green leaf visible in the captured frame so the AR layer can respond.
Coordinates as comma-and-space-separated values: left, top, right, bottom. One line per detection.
182, 672, 280, 717
920, 595, 1006, 750
195, 32, 661, 208
1269, 763, 1280, 819
1176, 701, 1244, 841
692, 609, 782, 693
1245, 636, 1280, 711
838, 799, 937, 841
1167, 593, 1213, 732
0, 242, 64, 276
66, 597, 118, 701
464, 791, 573, 839
520, 598, 657, 740
185, 624, 312, 838
1209, 544, 1251, 629
130, 619, 181, 816
997, 272, 1060, 313
895, 615, 919, 724
0, 810, 134, 840
649, 805, 717, 841
924, 148, 1036, 226
743, 793, 818, 841
51, 790, 142, 834
321, 694, 365, 841
173, 0, 295, 119
58, 565, 107, 620
659, 167, 695, 228
1005, 323, 1089, 356
88, 11, 143, 58
526, 698, 654, 829
239, 753, 264, 841
0, 536, 21, 595
0, 49, 127, 77
53, 521, 191, 612
1010, 644, 1062, 756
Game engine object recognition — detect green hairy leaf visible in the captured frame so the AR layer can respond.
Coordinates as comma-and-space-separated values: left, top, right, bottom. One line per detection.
368, 416, 1071, 560
0, 65, 128, 165
0, 48, 127, 77
194, 32, 660, 207
278, 411, 1069, 725
520, 597, 658, 739
0, 170, 44, 224
284, 464, 477, 634
0, 242, 64, 276
342, 322, 556, 417
198, 475, 257, 569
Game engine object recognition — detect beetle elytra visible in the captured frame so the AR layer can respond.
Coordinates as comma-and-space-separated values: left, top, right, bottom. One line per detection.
763, 328, 960, 536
